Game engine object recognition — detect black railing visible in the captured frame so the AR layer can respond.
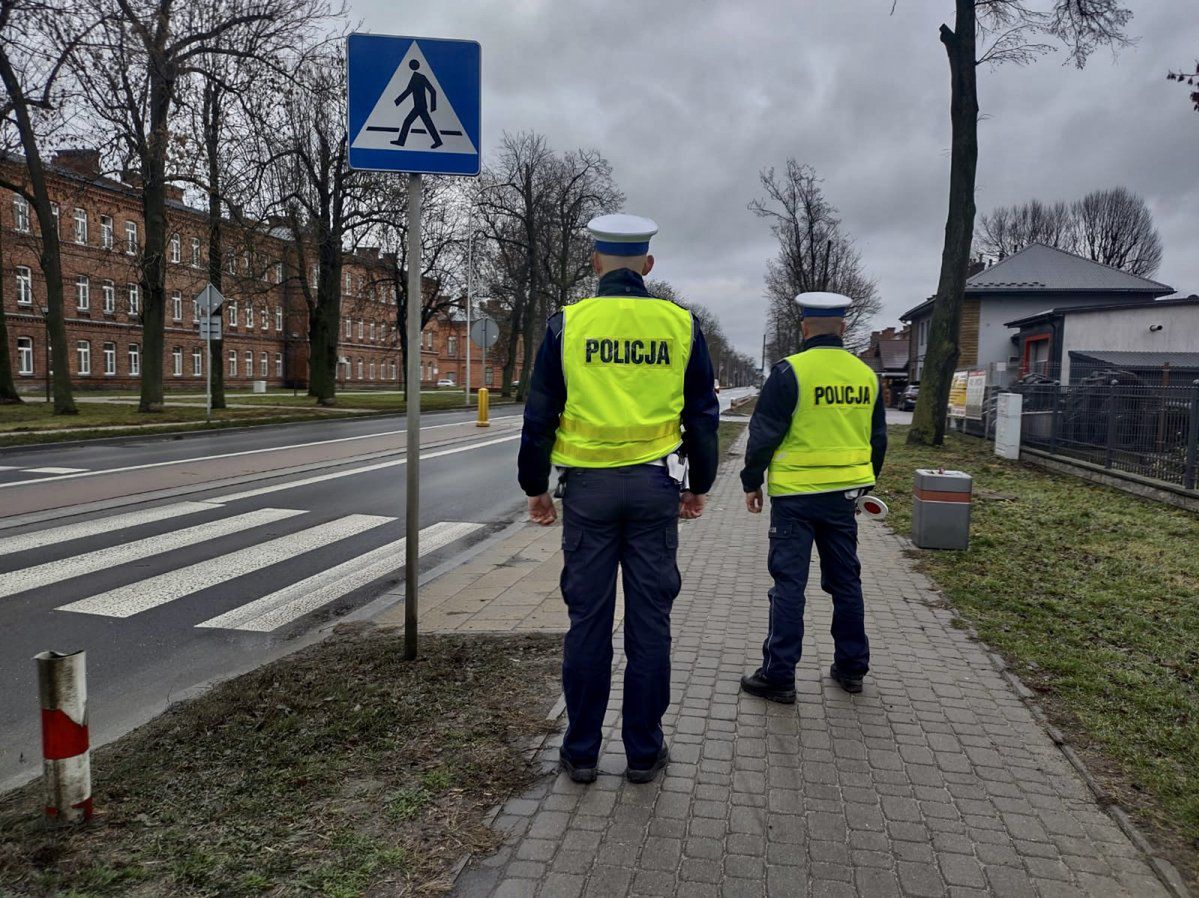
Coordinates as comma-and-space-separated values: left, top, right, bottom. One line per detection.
1014, 381, 1199, 490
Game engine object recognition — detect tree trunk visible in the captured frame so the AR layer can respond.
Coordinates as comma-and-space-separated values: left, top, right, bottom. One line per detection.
0, 49, 74, 413
137, 65, 173, 413
308, 240, 341, 406
204, 82, 227, 409
0, 229, 23, 404
908, 0, 978, 446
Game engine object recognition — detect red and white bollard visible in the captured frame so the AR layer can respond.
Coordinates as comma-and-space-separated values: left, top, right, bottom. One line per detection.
35, 650, 92, 824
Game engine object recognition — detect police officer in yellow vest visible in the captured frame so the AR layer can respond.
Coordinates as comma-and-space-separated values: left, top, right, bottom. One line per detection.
740, 292, 887, 702
520, 214, 720, 784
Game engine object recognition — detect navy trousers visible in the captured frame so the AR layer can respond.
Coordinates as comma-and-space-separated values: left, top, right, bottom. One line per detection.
761, 491, 870, 683
559, 465, 681, 768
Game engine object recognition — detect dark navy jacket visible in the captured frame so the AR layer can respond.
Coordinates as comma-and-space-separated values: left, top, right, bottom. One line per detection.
518, 269, 721, 497
740, 334, 888, 493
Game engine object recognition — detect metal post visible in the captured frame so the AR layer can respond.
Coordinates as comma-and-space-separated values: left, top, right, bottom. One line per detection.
465, 202, 473, 407
404, 173, 423, 662
204, 288, 212, 423
35, 650, 91, 824
1184, 380, 1199, 492
1104, 380, 1118, 469
1049, 384, 1061, 455
42, 310, 49, 403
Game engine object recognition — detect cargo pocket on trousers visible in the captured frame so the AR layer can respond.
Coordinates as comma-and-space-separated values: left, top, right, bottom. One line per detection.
560, 525, 582, 609
664, 526, 682, 601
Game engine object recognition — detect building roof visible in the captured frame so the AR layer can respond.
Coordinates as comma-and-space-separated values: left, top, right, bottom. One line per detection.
1069, 349, 1199, 370
1004, 295, 1199, 329
878, 339, 909, 372
901, 243, 1175, 320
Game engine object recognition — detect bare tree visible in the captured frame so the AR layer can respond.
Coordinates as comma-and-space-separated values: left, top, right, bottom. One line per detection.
71, 0, 326, 412
976, 198, 1073, 258
1071, 187, 1162, 276
1167, 60, 1199, 111
903, 0, 1133, 446
749, 160, 881, 357
0, 0, 83, 411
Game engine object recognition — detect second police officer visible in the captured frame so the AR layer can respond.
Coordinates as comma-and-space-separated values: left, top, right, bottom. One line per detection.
519, 214, 720, 785
739, 292, 887, 703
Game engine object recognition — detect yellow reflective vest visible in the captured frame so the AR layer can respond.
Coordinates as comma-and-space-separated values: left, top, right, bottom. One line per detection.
551, 295, 693, 468
767, 347, 878, 496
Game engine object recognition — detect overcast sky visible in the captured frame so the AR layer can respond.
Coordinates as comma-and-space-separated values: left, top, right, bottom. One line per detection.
352, 0, 1199, 357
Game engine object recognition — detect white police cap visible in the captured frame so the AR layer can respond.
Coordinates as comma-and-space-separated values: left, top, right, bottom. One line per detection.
796, 291, 852, 318
588, 213, 658, 256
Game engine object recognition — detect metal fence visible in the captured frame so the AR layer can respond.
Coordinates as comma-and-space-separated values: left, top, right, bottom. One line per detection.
1011, 380, 1199, 490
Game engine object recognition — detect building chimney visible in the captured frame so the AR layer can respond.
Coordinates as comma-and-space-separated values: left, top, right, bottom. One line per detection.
52, 149, 101, 178
967, 258, 986, 278
164, 184, 184, 203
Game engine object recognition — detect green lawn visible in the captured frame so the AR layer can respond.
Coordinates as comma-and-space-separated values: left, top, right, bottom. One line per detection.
875, 427, 1199, 881
225, 390, 475, 411
0, 402, 319, 434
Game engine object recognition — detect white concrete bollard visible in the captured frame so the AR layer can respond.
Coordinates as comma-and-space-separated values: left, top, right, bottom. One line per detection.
994, 392, 1023, 460
35, 650, 92, 824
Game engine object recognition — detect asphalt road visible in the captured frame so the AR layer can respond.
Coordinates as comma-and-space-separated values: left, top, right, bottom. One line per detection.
0, 389, 756, 789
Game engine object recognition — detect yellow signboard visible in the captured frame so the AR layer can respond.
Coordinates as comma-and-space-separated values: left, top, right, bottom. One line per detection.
948, 370, 969, 418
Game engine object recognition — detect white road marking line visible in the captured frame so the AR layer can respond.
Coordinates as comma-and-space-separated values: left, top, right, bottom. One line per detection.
0, 508, 302, 600
0, 501, 221, 558
215, 433, 521, 502
59, 513, 393, 619
22, 467, 89, 475
0, 415, 522, 490
197, 520, 483, 632
0, 466, 16, 471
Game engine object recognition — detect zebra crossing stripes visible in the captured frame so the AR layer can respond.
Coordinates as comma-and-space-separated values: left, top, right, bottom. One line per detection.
0, 501, 220, 558
197, 521, 483, 632
58, 514, 393, 619
0, 507, 302, 600
21, 467, 89, 475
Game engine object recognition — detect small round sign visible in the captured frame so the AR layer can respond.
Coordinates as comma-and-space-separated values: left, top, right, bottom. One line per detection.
856, 495, 889, 520
470, 317, 499, 349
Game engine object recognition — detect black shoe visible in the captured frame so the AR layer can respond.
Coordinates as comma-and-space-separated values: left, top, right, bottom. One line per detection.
626, 745, 669, 784
830, 664, 864, 694
559, 752, 597, 784
740, 670, 796, 704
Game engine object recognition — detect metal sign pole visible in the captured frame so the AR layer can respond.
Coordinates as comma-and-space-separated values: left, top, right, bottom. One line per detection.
404, 173, 423, 661
465, 201, 473, 407
204, 286, 212, 422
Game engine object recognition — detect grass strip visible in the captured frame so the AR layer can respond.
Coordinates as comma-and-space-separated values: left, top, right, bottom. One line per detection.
875, 427, 1199, 886
0, 627, 561, 897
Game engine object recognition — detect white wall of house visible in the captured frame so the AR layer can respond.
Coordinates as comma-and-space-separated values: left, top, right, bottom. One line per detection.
1060, 303, 1199, 381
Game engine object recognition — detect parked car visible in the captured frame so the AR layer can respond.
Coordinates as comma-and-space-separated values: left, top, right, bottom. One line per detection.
436, 378, 456, 388
900, 384, 919, 411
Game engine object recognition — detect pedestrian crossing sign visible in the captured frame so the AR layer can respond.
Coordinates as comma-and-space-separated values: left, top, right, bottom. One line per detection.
347, 33, 481, 176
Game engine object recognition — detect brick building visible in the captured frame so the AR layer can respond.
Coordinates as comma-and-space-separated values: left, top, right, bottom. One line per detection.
1, 151, 489, 394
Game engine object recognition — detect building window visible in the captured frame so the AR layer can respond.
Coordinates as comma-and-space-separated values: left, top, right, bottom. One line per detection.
260, 307, 268, 330
192, 347, 203, 376
227, 301, 237, 327
15, 266, 32, 305
485, 368, 493, 386
76, 275, 90, 310
100, 215, 113, 248
103, 342, 116, 376
73, 208, 87, 245
369, 361, 376, 381
275, 307, 283, 331
448, 335, 457, 356
172, 347, 182, 377
369, 322, 375, 342
225, 252, 236, 275
357, 319, 364, 340
356, 358, 363, 380
192, 298, 199, 322
344, 318, 351, 339
17, 337, 33, 375
275, 353, 283, 378
125, 221, 138, 254
128, 283, 140, 316
76, 341, 91, 375
244, 351, 253, 377
274, 262, 283, 284
242, 251, 251, 273
229, 350, 237, 376
128, 344, 140, 376
310, 264, 318, 289
102, 280, 115, 314
170, 233, 180, 263
244, 305, 253, 329
259, 352, 268, 377
50, 202, 59, 234
172, 291, 182, 321
191, 237, 201, 267
13, 194, 30, 232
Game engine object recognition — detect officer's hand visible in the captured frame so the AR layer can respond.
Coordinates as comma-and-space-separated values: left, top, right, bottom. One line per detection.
745, 489, 763, 514
528, 493, 557, 526
679, 491, 706, 520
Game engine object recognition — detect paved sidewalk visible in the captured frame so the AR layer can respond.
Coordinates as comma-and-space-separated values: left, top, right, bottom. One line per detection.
432, 450, 1171, 897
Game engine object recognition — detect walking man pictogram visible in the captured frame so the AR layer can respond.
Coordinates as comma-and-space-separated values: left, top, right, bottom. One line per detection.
392, 59, 442, 149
